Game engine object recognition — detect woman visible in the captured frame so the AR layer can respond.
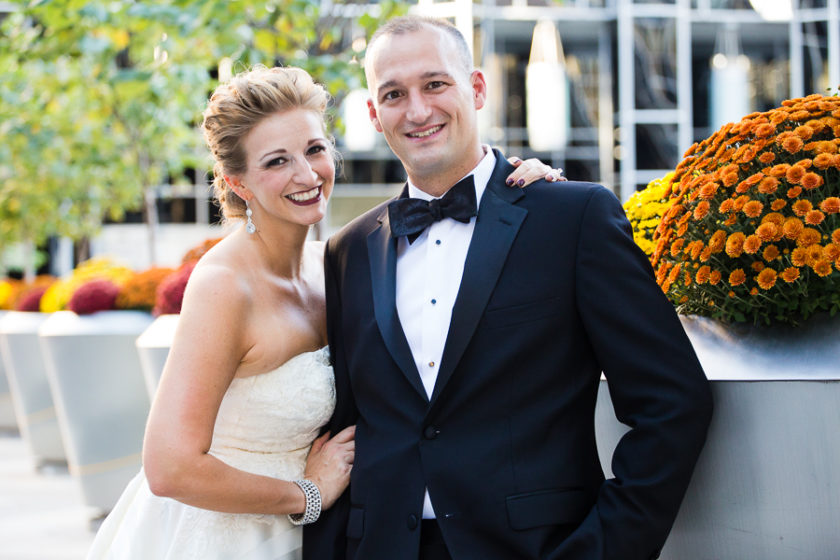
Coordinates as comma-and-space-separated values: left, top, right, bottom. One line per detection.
87, 65, 560, 559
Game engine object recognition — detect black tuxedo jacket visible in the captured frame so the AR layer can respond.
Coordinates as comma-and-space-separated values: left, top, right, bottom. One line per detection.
304, 151, 712, 560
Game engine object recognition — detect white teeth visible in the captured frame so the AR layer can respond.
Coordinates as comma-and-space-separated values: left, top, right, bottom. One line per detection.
409, 125, 442, 138
288, 187, 320, 202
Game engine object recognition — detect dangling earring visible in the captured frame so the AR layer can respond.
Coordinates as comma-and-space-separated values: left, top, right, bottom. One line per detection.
245, 201, 256, 234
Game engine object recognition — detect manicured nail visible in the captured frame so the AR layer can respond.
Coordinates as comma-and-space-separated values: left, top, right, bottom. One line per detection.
517, 178, 525, 187
506, 178, 514, 186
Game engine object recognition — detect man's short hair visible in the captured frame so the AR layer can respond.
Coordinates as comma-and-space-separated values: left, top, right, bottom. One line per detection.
364, 15, 474, 82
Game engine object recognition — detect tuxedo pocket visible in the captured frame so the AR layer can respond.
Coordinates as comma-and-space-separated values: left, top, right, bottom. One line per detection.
505, 488, 591, 530
483, 297, 564, 329
346, 506, 365, 539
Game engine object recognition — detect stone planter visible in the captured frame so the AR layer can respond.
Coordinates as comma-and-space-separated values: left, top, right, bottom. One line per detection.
0, 311, 66, 466
0, 310, 18, 431
135, 314, 179, 399
38, 310, 153, 516
595, 314, 840, 559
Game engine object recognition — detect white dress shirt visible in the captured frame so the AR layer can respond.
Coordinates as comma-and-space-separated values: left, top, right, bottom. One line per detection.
395, 147, 496, 518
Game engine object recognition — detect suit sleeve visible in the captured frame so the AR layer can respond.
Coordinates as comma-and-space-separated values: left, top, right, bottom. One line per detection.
552, 187, 713, 560
302, 237, 358, 560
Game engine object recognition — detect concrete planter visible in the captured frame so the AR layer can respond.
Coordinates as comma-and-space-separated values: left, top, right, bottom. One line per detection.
39, 310, 153, 516
0, 310, 18, 431
0, 311, 66, 466
135, 313, 179, 399
596, 314, 840, 560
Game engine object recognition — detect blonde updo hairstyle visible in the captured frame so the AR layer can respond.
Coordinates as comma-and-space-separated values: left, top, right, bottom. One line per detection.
202, 65, 333, 221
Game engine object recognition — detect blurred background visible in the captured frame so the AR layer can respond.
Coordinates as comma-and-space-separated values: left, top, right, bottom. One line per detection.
0, 0, 837, 278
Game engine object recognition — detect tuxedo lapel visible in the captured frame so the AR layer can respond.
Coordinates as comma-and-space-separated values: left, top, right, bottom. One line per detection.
366, 200, 429, 401
430, 156, 528, 405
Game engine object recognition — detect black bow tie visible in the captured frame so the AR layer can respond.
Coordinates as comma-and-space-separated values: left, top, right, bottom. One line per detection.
388, 176, 477, 244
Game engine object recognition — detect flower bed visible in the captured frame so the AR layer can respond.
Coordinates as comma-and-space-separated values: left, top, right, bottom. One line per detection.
650, 93, 840, 325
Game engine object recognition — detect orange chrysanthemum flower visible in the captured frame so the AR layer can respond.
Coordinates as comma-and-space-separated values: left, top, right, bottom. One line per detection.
771, 199, 788, 211
693, 200, 711, 220
794, 125, 814, 140
670, 238, 685, 257
719, 199, 734, 213
742, 200, 764, 218
782, 136, 804, 154
762, 245, 780, 261
709, 270, 722, 285
743, 235, 762, 254
791, 247, 808, 267
769, 163, 790, 177
755, 222, 778, 242
792, 199, 813, 216
805, 245, 823, 266
813, 259, 833, 277
820, 197, 840, 214
698, 182, 718, 199
757, 176, 779, 194
786, 165, 806, 184
722, 173, 739, 187
728, 269, 746, 286
813, 153, 834, 169
797, 228, 822, 247
754, 123, 775, 137
708, 230, 727, 253
783, 217, 804, 240
725, 232, 746, 258
758, 151, 776, 164
824, 243, 840, 262
696, 266, 711, 284
780, 267, 800, 283
805, 209, 825, 225
756, 268, 777, 290
801, 172, 824, 190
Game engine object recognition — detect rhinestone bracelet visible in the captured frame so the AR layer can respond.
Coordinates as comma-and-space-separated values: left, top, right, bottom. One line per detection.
288, 479, 322, 525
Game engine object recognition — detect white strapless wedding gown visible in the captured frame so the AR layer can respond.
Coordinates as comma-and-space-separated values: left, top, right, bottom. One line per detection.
86, 347, 335, 560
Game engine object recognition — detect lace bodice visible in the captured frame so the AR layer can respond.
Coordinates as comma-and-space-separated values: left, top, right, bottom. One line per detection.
209, 346, 336, 481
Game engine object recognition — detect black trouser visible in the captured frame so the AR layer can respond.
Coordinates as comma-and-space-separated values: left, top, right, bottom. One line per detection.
419, 520, 453, 560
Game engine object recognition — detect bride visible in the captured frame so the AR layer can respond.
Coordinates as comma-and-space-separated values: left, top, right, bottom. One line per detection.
86, 65, 560, 559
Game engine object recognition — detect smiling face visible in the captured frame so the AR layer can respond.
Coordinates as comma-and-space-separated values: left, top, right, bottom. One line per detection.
232, 108, 335, 228
365, 25, 487, 195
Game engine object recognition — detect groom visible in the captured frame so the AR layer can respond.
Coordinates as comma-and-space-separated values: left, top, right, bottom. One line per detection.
306, 15, 712, 560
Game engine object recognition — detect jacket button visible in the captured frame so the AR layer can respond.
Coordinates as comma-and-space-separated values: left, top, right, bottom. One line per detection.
407, 514, 418, 530
423, 425, 439, 440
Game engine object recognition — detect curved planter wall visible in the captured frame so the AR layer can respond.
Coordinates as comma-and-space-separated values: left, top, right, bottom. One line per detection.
595, 314, 840, 559
39, 310, 153, 515
0, 311, 18, 430
0, 311, 66, 466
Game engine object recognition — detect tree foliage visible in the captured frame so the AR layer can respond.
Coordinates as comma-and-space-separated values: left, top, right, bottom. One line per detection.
0, 0, 405, 257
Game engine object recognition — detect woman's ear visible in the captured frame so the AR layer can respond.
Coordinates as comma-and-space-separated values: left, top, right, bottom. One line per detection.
224, 175, 251, 202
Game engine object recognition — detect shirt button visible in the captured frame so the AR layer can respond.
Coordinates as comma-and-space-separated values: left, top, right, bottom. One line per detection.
435, 239, 441, 245
431, 299, 437, 305
407, 514, 418, 530
428, 361, 435, 367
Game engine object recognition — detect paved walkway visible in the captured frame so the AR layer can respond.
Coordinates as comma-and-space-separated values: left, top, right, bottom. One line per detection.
0, 431, 96, 560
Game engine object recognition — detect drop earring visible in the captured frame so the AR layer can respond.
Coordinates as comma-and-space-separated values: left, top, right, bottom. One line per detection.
245, 201, 256, 234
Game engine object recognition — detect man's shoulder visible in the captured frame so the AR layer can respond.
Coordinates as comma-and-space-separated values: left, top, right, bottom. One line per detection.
516, 179, 618, 210
327, 196, 394, 251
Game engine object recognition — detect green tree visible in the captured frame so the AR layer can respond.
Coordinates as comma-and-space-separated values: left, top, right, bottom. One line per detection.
0, 0, 405, 271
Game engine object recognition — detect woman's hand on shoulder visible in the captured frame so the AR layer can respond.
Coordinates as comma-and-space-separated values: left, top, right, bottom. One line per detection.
505, 156, 567, 187
304, 425, 355, 510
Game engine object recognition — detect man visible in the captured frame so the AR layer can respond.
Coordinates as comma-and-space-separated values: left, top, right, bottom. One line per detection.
305, 15, 712, 560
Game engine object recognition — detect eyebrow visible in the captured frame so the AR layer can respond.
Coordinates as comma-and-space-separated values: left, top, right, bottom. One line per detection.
259, 139, 327, 163
376, 71, 453, 98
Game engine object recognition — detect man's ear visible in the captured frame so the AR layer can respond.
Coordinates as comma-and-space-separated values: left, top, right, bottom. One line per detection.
470, 70, 487, 111
367, 98, 383, 133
